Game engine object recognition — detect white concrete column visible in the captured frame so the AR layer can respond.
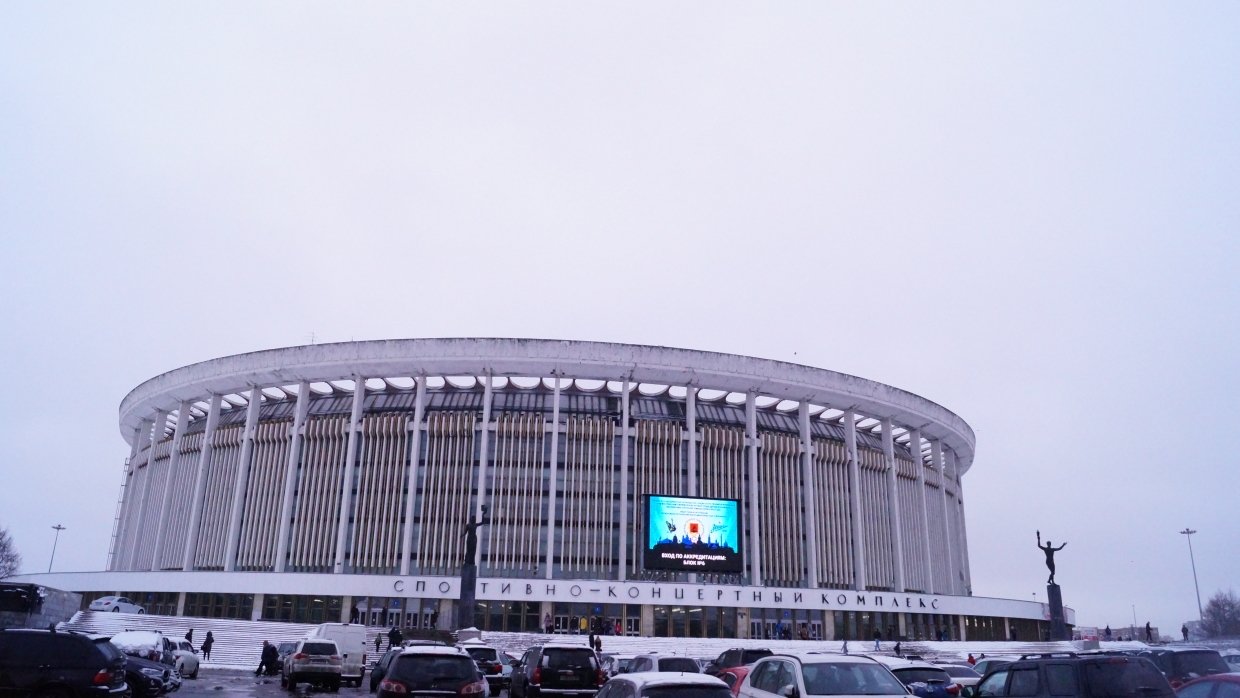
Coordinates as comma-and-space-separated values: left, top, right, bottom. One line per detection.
799, 403, 820, 588
950, 449, 972, 593
686, 388, 697, 496
844, 409, 867, 591
224, 388, 264, 572
399, 376, 427, 576
472, 373, 494, 566
127, 415, 164, 570
544, 376, 562, 579
333, 378, 366, 573
618, 379, 630, 580
273, 382, 312, 572
109, 424, 146, 571
933, 439, 956, 594
149, 403, 191, 569
881, 419, 907, 592
745, 393, 762, 586
911, 428, 935, 593
183, 395, 222, 570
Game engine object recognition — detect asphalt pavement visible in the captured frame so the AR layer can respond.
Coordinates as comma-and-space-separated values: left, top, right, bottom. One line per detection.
174, 669, 378, 697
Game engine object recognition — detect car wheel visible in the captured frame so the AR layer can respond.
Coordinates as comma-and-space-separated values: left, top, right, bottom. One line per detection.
287, 676, 297, 691
137, 608, 145, 614
330, 679, 341, 692
491, 685, 502, 696
112, 607, 120, 612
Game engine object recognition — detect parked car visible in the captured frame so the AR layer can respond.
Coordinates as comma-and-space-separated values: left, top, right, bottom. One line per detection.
511, 642, 606, 698
599, 671, 732, 698
172, 639, 200, 679
936, 664, 982, 696
308, 623, 369, 687
109, 630, 174, 666
0, 628, 129, 697
972, 659, 1014, 677
1134, 649, 1229, 689
89, 596, 147, 614
602, 653, 637, 678
123, 654, 173, 698
872, 656, 959, 698
738, 651, 914, 698
718, 665, 751, 696
627, 654, 703, 673
281, 638, 343, 692
704, 648, 775, 678
370, 647, 403, 693
1175, 673, 1240, 698
975, 652, 1173, 698
460, 640, 508, 696
378, 646, 487, 698
275, 641, 298, 674
1222, 652, 1240, 672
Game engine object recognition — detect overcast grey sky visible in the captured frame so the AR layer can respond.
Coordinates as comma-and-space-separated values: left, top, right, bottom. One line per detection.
2, 3, 1237, 637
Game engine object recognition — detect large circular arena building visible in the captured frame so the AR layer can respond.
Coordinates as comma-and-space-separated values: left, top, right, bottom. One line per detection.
32, 339, 1064, 640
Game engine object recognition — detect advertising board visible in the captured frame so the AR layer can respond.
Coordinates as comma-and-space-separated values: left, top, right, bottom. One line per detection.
643, 494, 742, 573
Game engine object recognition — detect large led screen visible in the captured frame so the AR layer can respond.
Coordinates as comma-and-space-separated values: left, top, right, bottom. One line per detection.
643, 494, 743, 573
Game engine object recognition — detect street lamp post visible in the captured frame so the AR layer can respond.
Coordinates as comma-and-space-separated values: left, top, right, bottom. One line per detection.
1179, 528, 1204, 621
48, 524, 66, 573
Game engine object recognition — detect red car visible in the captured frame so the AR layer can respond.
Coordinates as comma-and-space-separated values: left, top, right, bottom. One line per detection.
1175, 673, 1240, 698
719, 666, 751, 697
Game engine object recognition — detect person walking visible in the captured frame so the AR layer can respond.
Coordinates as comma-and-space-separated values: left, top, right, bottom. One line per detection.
1181, 625, 1188, 641
544, 612, 554, 635
873, 630, 881, 651
967, 654, 976, 666
185, 629, 193, 643
201, 631, 214, 661
1145, 622, 1153, 643
388, 625, 402, 649
894, 641, 902, 657
375, 633, 382, 653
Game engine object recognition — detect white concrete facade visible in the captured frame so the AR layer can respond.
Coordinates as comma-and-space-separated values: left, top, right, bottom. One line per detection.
38, 338, 1045, 636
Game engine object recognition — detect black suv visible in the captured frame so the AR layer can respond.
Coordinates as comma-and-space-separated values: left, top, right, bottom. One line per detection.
511, 643, 604, 698
704, 648, 774, 678
1131, 649, 1229, 689
976, 652, 1173, 698
0, 628, 129, 697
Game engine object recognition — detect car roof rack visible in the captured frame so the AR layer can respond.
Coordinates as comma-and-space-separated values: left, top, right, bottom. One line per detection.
1018, 653, 1079, 660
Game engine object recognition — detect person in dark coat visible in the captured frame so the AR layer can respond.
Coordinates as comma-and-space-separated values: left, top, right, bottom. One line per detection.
388, 626, 402, 649
185, 629, 193, 643
256, 640, 278, 675
201, 631, 214, 660
375, 633, 382, 652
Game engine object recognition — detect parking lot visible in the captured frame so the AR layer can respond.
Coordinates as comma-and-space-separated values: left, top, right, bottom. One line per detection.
172, 669, 399, 697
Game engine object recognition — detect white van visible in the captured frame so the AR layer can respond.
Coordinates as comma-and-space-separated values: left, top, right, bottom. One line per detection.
308, 623, 369, 687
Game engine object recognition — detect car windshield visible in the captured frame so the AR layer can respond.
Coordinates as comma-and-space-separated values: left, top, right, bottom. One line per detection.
743, 650, 774, 664
390, 655, 477, 684
1082, 660, 1172, 697
896, 668, 950, 684
803, 662, 911, 696
466, 647, 498, 661
545, 649, 598, 670
644, 686, 733, 698
940, 666, 981, 678
302, 642, 337, 655
658, 657, 701, 672
95, 638, 124, 662
1172, 652, 1228, 676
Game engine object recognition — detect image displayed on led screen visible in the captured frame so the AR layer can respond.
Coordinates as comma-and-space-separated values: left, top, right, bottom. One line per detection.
643, 494, 742, 573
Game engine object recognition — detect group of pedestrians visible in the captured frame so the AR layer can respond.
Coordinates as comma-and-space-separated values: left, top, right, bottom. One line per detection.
183, 629, 214, 660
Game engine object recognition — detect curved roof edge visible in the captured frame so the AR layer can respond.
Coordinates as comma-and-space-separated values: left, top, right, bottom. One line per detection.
120, 338, 976, 472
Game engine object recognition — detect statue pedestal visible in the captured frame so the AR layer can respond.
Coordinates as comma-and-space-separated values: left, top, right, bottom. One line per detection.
1047, 583, 1068, 641
457, 563, 478, 629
